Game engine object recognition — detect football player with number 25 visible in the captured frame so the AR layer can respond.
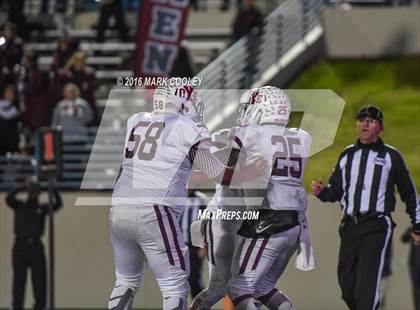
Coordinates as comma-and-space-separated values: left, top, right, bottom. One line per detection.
228, 86, 316, 310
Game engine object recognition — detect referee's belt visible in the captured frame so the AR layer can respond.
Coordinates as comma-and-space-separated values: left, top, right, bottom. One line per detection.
343, 212, 390, 224
15, 236, 41, 244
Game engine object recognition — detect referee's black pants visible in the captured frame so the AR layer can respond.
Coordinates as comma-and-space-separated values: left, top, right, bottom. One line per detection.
12, 237, 47, 310
338, 215, 393, 310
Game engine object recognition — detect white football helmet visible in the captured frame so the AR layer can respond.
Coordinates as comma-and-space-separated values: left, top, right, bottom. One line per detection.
237, 88, 260, 126
152, 83, 189, 115
153, 83, 204, 124
244, 86, 291, 126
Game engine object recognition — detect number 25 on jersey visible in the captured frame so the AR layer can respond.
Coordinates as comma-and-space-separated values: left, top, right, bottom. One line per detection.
271, 135, 302, 178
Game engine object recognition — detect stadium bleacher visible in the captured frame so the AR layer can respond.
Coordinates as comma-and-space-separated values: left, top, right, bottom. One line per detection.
0, 0, 238, 190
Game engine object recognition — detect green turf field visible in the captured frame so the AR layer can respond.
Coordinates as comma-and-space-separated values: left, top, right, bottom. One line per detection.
290, 57, 420, 190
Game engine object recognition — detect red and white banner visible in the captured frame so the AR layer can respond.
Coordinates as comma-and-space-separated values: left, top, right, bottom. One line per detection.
134, 0, 190, 78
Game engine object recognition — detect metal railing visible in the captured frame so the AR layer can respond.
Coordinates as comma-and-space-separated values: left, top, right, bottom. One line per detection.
197, 0, 325, 124
0, 128, 122, 191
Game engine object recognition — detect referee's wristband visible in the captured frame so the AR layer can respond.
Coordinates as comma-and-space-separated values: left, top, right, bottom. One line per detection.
413, 224, 420, 235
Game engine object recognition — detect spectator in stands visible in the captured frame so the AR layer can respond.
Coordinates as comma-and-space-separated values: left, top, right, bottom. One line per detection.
232, 0, 263, 41
50, 38, 79, 72
232, 0, 263, 87
95, 0, 129, 43
402, 226, 420, 310
0, 22, 24, 72
8, 0, 28, 39
48, 39, 79, 114
0, 84, 21, 155
0, 22, 24, 93
5, 177, 62, 310
20, 53, 50, 131
64, 51, 98, 124
170, 41, 196, 79
51, 83, 93, 143
48, 71, 67, 119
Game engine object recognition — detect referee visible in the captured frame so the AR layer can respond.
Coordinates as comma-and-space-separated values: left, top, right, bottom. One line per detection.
311, 105, 420, 310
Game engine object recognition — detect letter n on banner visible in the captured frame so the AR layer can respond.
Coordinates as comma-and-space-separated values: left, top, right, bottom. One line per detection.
133, 0, 189, 79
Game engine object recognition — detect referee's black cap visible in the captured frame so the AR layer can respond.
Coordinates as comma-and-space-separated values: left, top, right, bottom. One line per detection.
356, 105, 383, 123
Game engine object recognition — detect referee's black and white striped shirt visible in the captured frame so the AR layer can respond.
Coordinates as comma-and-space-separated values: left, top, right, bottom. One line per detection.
319, 138, 420, 230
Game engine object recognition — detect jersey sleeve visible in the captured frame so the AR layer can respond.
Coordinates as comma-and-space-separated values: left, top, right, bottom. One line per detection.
296, 128, 312, 159
166, 117, 210, 160
211, 127, 242, 168
235, 124, 263, 162
181, 118, 210, 149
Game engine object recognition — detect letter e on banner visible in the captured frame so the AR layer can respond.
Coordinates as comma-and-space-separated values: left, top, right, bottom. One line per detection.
134, 0, 189, 78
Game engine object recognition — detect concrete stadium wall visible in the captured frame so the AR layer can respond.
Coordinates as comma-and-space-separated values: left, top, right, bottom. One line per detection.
0, 192, 415, 309
323, 7, 420, 58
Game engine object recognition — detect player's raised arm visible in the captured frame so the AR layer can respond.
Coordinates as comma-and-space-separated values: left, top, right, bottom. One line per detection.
188, 142, 268, 186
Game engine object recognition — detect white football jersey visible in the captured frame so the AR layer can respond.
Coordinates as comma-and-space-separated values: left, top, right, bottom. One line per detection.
208, 127, 246, 212
112, 112, 210, 211
237, 124, 312, 211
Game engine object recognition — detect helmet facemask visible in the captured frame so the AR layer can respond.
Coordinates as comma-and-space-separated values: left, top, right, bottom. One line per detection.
243, 104, 263, 125
182, 88, 205, 125
237, 88, 260, 126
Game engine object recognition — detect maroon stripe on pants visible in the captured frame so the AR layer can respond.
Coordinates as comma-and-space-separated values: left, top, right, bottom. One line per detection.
233, 294, 253, 306
257, 288, 278, 304
163, 206, 186, 271
208, 220, 216, 266
239, 238, 257, 274
252, 237, 269, 270
154, 205, 174, 266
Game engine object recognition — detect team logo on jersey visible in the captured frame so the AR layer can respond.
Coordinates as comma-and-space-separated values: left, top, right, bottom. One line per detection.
255, 223, 272, 234
374, 157, 386, 166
